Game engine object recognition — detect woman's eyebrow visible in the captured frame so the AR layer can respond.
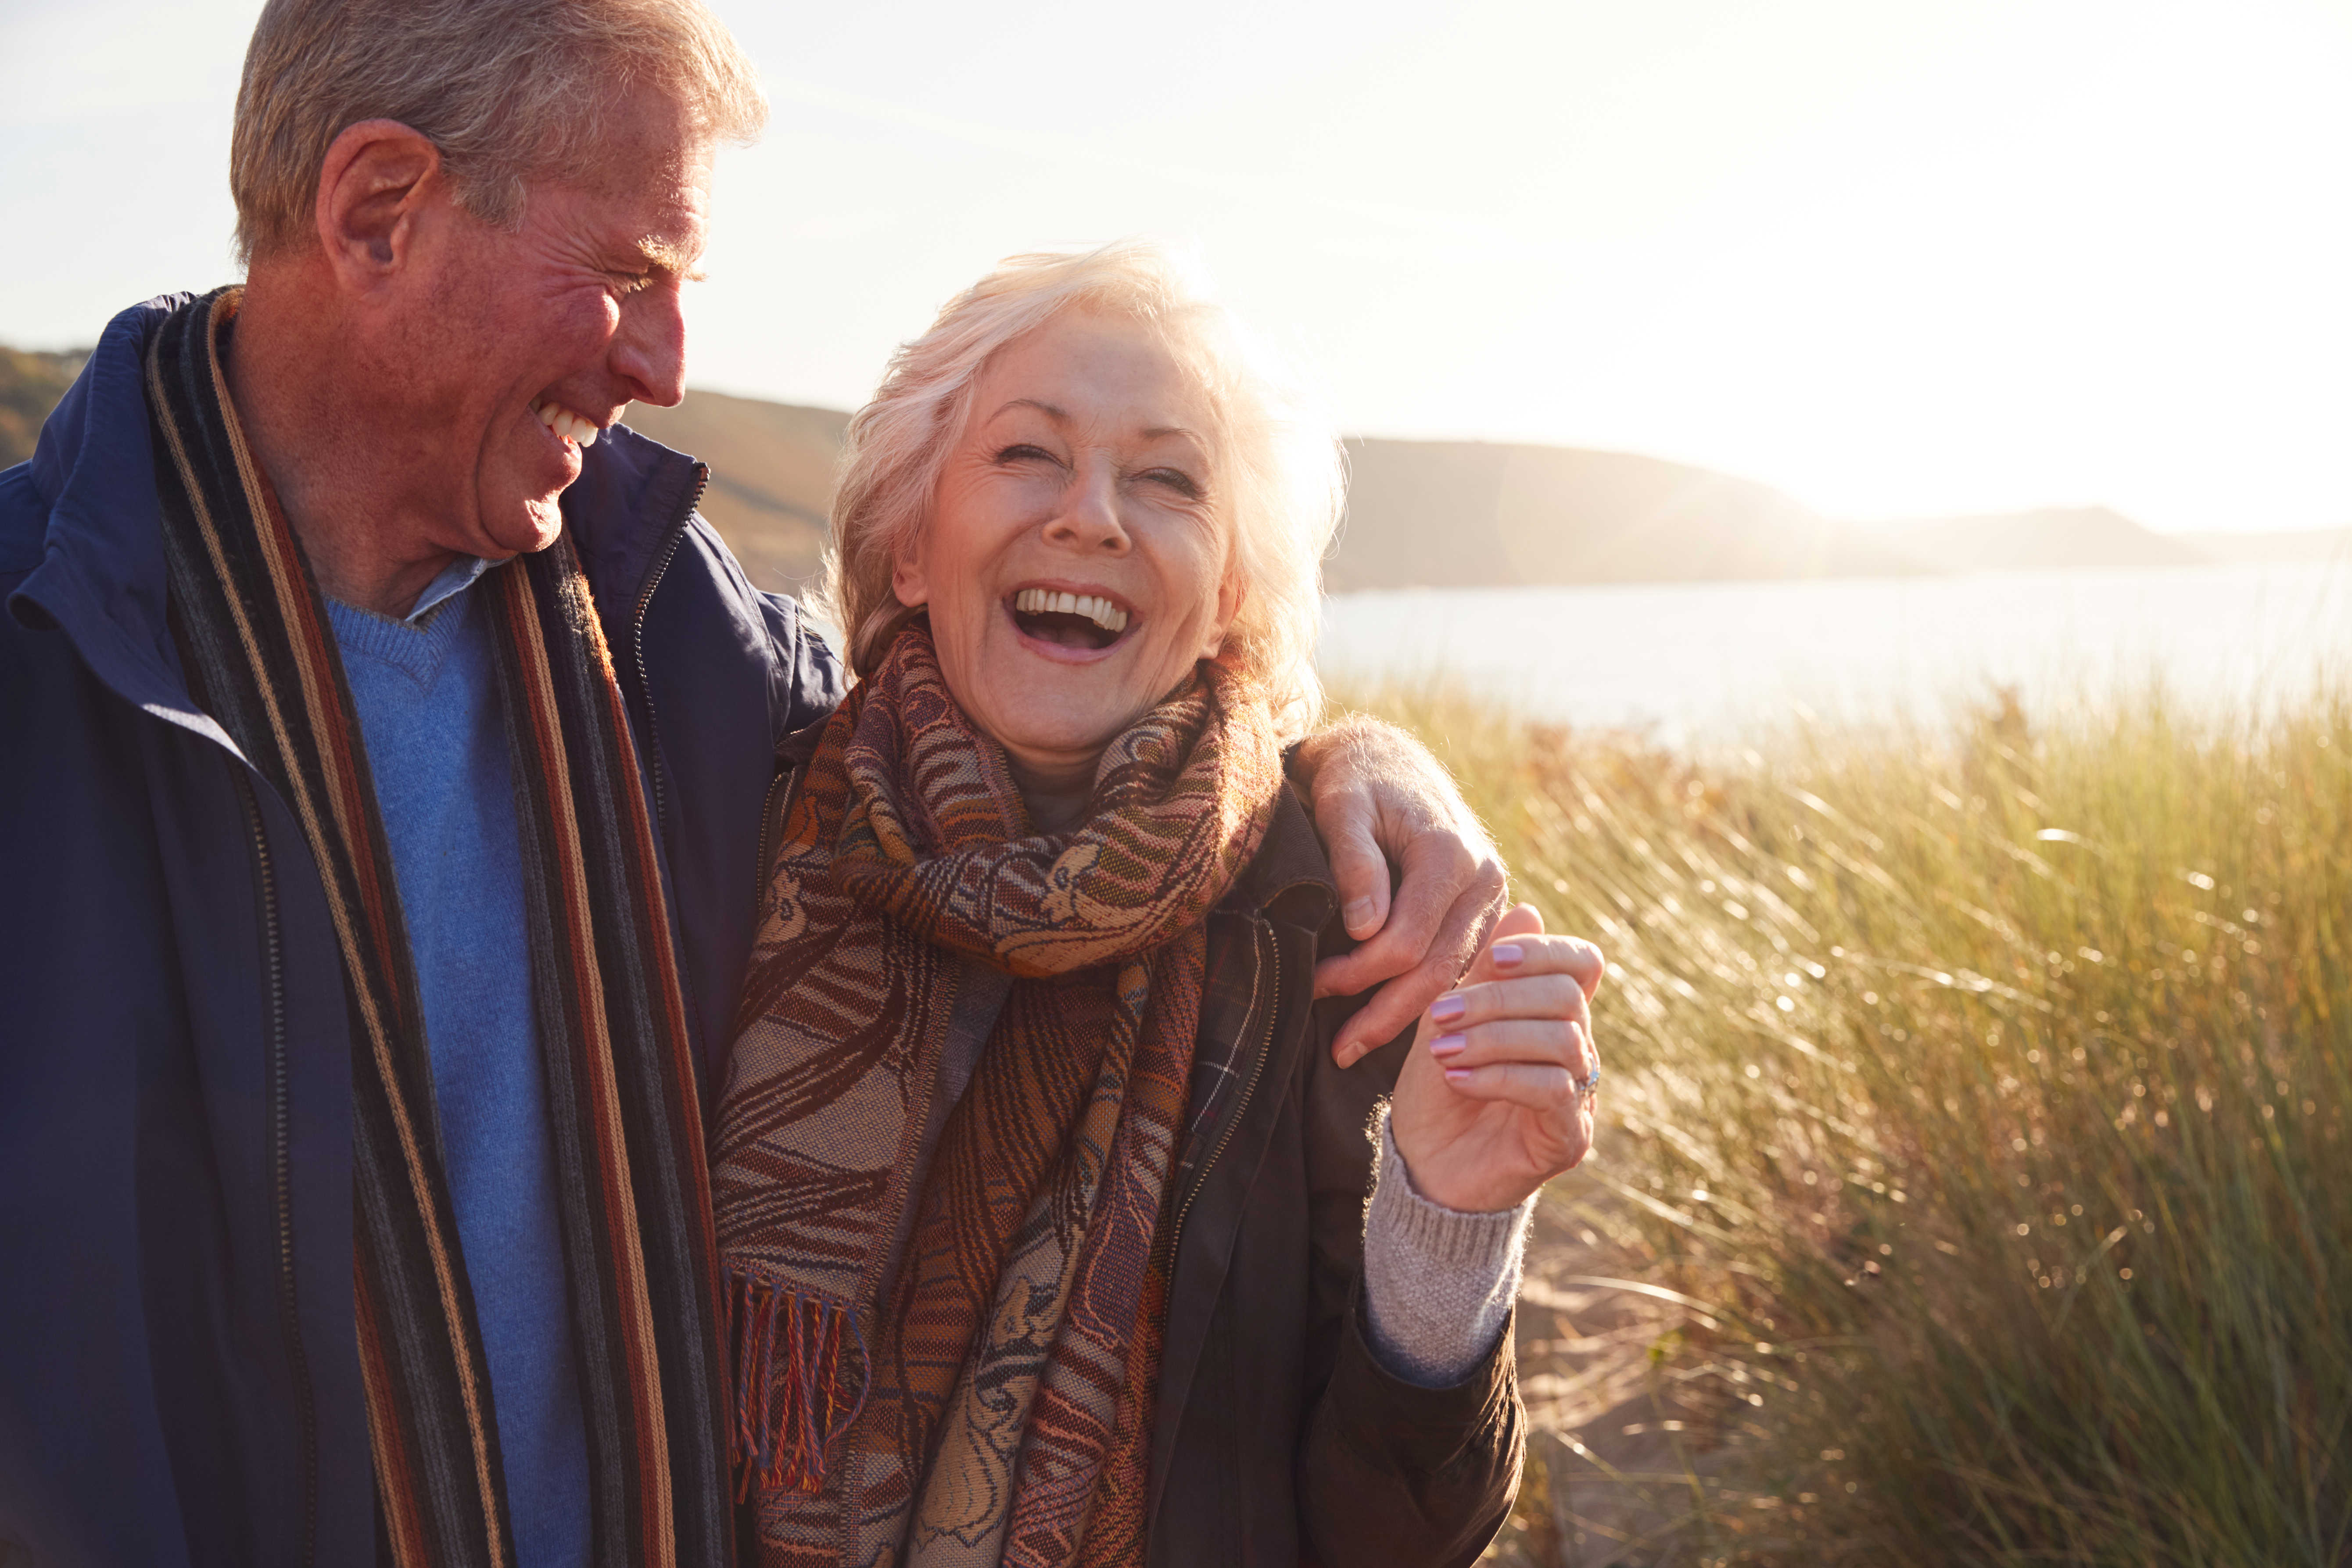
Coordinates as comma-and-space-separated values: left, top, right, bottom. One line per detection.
986, 400, 1201, 446
992, 397, 1069, 423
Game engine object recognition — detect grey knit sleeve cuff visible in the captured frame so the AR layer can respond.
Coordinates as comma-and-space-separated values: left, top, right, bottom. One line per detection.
1359, 1116, 1536, 1388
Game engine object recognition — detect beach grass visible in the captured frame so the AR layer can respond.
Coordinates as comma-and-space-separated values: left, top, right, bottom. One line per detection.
1342, 680, 2352, 1566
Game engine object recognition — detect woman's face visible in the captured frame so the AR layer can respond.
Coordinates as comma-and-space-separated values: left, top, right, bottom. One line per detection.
893, 310, 1242, 795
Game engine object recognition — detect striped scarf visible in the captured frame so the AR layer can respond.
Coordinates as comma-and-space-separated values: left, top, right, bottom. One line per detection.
712, 623, 1280, 1567
147, 289, 731, 1568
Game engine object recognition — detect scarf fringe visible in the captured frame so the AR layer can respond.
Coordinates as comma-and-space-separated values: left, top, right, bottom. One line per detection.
725, 1265, 871, 1500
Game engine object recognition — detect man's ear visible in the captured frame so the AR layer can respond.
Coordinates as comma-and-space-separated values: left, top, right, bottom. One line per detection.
312, 119, 445, 291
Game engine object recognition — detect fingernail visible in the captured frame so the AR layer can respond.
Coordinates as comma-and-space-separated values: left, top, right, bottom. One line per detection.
1430, 1032, 1467, 1058
1344, 896, 1377, 932
1431, 993, 1466, 1024
1444, 1067, 1471, 1084
1493, 942, 1525, 969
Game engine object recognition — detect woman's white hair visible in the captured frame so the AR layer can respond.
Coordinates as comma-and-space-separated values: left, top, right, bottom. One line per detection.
818, 240, 1345, 740
230, 0, 766, 264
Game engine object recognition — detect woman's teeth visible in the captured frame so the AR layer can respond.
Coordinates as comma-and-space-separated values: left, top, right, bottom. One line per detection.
534, 401, 599, 447
1014, 587, 1129, 634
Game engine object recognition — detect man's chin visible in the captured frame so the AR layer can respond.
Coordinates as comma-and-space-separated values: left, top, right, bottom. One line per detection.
478, 500, 568, 560
483, 432, 582, 555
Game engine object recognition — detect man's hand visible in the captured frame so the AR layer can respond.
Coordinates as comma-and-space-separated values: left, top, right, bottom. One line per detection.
1294, 716, 1509, 1066
1388, 905, 1603, 1212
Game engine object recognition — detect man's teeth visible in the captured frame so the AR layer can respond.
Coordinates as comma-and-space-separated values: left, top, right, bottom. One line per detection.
1014, 587, 1129, 634
534, 401, 598, 448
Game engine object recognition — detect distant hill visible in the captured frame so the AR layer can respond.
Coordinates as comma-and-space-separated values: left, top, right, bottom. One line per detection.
2180, 527, 2352, 566
0, 347, 85, 468
612, 405, 1935, 594
1330, 438, 1923, 591
11, 345, 2330, 590
1876, 506, 2209, 573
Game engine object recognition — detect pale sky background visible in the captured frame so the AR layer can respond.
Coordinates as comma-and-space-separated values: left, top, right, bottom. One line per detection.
4, 0, 2349, 535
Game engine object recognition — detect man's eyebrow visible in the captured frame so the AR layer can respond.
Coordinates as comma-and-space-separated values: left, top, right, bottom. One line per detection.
628, 234, 707, 283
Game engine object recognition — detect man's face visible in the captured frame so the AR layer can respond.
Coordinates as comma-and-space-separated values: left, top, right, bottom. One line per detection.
376, 83, 713, 561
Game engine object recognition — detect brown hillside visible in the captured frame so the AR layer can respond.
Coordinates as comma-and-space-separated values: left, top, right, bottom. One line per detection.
619, 390, 846, 592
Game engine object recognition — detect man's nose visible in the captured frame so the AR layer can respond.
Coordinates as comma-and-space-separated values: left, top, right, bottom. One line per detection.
1043, 465, 1130, 553
610, 283, 688, 408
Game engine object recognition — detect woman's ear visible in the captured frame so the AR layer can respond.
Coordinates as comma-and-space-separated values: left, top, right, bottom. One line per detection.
1198, 562, 1247, 660
890, 531, 930, 609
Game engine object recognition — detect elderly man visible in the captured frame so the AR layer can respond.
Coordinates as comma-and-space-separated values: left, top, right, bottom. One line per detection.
0, 2, 1506, 1565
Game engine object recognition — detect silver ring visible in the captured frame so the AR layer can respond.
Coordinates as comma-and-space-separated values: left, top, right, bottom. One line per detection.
1574, 1066, 1602, 1098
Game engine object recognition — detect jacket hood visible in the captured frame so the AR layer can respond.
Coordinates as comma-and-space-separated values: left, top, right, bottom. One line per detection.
9, 294, 225, 749
6, 292, 708, 750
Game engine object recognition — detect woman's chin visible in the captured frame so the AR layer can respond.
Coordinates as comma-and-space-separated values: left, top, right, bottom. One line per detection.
946, 632, 1187, 771
970, 691, 1139, 775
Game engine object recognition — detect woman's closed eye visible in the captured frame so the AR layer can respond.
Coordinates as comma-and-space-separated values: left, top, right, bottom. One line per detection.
994, 443, 1062, 468
1136, 466, 1202, 500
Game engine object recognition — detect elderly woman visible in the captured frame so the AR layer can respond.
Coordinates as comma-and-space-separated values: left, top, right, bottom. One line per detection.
711, 243, 1603, 1568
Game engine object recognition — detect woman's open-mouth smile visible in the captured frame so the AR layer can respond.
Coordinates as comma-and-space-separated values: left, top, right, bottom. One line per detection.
1006, 583, 1136, 661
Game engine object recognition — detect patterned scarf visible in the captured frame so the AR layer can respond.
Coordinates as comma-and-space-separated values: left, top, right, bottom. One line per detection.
712, 622, 1280, 1567
146, 289, 731, 1568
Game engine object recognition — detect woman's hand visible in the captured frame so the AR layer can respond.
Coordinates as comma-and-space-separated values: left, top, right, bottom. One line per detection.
1387, 903, 1603, 1214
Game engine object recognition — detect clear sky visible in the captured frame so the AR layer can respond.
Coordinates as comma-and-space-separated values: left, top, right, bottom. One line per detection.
4, 0, 2348, 534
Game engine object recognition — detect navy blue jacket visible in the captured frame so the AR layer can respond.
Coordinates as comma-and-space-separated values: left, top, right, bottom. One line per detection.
0, 297, 843, 1568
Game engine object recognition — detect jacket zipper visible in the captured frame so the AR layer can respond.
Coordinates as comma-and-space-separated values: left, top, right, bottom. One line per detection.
1169, 918, 1282, 1258
238, 772, 317, 1566
751, 764, 794, 915
629, 465, 711, 838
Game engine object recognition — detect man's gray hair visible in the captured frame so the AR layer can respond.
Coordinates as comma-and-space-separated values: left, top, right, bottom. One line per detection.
230, 0, 767, 263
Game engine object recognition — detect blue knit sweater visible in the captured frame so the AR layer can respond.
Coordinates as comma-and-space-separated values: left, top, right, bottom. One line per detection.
326, 559, 588, 1567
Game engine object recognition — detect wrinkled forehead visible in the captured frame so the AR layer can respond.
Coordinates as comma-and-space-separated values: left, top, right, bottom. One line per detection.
970, 308, 1229, 453
529, 82, 715, 239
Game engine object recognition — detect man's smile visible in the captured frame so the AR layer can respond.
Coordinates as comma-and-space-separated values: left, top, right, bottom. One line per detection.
533, 398, 605, 447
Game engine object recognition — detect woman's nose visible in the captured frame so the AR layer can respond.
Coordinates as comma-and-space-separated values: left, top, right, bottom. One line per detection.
1042, 468, 1130, 553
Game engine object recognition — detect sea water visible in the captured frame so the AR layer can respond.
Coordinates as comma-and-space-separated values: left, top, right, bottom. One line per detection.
1318, 559, 2352, 741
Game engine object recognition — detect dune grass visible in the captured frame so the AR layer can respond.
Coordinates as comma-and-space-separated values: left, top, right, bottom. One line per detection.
1343, 680, 2352, 1565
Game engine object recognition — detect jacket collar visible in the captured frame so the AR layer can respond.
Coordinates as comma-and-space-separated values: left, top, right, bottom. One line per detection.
6, 294, 707, 753
1227, 780, 1338, 935
556, 419, 708, 655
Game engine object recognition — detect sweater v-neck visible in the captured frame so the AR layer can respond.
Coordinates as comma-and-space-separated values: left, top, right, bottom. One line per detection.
323, 555, 491, 690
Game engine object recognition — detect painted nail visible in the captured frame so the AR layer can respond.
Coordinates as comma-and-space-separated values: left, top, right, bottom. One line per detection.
1444, 1067, 1472, 1084
1431, 993, 1467, 1024
1492, 942, 1526, 969
1430, 1032, 1468, 1058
